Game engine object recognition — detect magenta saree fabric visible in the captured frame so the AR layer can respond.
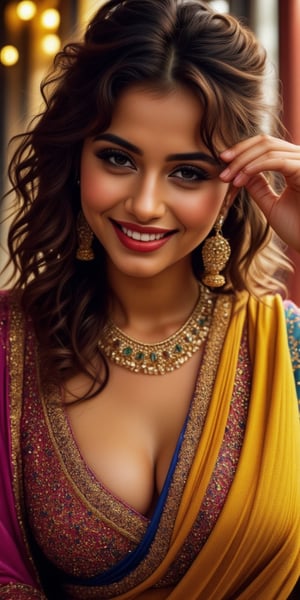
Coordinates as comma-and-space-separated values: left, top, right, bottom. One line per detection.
0, 291, 39, 590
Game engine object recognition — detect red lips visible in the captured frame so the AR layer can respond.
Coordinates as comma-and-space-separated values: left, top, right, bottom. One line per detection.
111, 219, 176, 253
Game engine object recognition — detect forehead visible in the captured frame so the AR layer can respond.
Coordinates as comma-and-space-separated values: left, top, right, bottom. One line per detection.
104, 84, 206, 148
111, 83, 202, 121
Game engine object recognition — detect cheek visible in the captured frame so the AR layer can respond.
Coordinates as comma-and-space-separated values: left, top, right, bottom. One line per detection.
173, 184, 226, 230
80, 171, 121, 213
80, 150, 123, 212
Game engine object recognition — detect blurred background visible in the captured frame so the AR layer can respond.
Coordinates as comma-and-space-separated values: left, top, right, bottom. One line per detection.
0, 0, 299, 302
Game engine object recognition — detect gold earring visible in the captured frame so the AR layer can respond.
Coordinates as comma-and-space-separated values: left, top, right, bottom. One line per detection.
76, 211, 95, 261
201, 214, 231, 288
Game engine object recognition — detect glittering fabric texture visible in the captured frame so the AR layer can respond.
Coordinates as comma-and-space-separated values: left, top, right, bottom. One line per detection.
285, 301, 300, 411
0, 583, 46, 599
20, 293, 238, 598
155, 331, 250, 586
4, 292, 299, 599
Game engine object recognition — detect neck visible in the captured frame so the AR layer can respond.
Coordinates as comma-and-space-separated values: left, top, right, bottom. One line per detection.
107, 262, 200, 341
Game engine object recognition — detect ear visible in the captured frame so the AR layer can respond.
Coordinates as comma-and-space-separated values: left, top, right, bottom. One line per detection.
223, 183, 240, 212
222, 183, 239, 216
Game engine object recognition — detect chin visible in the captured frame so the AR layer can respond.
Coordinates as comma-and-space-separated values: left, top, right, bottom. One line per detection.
107, 256, 171, 280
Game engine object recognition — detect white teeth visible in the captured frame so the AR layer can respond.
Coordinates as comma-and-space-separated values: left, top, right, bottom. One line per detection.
121, 226, 165, 242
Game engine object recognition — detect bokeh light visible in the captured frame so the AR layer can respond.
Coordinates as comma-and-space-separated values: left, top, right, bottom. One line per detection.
41, 9, 61, 30
209, 0, 229, 13
16, 1, 37, 21
41, 34, 61, 56
0, 45, 19, 66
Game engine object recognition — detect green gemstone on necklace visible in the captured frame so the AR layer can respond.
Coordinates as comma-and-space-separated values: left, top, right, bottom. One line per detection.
123, 347, 133, 356
198, 317, 207, 326
98, 284, 215, 374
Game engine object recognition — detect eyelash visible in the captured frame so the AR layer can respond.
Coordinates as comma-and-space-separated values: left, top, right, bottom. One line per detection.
95, 148, 136, 169
170, 165, 210, 183
95, 148, 211, 182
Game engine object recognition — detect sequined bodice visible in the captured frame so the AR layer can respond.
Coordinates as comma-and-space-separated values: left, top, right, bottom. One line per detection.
21, 311, 251, 597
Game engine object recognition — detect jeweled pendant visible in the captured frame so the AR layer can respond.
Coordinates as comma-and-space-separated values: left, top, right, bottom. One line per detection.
98, 284, 215, 375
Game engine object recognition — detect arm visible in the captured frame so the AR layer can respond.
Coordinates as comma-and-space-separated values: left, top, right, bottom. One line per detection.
220, 135, 300, 401
0, 292, 46, 599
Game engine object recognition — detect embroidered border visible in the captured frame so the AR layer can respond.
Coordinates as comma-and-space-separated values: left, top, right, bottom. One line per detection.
42, 285, 215, 547
61, 292, 234, 599
43, 383, 148, 542
8, 299, 44, 586
155, 329, 251, 586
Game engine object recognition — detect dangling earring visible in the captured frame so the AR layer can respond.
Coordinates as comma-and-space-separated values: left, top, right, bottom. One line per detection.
201, 213, 231, 288
76, 211, 95, 261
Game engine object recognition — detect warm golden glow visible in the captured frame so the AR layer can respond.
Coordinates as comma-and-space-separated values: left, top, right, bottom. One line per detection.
41, 34, 61, 56
41, 9, 61, 30
16, 1, 37, 21
0, 45, 19, 66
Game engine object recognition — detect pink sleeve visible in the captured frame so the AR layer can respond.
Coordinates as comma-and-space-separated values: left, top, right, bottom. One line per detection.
0, 292, 45, 598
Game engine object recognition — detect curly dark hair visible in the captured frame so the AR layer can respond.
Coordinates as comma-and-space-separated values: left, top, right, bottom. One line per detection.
2, 0, 290, 390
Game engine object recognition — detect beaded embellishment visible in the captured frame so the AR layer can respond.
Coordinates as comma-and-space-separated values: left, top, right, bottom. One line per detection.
98, 285, 213, 375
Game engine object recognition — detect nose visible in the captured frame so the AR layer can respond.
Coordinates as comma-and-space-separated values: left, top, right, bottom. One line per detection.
124, 174, 166, 223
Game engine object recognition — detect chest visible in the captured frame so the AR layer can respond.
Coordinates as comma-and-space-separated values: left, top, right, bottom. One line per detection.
20, 329, 256, 590
64, 353, 202, 515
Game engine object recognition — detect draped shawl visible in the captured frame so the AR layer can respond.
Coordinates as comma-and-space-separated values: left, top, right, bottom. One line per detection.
0, 290, 299, 599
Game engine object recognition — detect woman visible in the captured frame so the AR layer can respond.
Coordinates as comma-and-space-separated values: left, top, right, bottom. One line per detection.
0, 0, 299, 598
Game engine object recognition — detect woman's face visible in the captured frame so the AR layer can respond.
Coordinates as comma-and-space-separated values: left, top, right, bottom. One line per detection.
80, 84, 233, 281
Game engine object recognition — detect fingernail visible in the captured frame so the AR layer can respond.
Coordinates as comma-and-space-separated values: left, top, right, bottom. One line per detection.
219, 168, 231, 180
220, 149, 234, 159
233, 172, 244, 185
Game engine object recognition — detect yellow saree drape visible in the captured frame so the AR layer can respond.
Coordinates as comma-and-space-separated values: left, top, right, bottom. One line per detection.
117, 293, 300, 600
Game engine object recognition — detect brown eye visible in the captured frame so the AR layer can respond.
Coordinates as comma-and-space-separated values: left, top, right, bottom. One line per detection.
170, 165, 210, 182
179, 167, 198, 180
96, 148, 136, 169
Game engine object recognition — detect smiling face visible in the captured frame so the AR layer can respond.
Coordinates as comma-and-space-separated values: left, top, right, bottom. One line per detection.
80, 84, 233, 284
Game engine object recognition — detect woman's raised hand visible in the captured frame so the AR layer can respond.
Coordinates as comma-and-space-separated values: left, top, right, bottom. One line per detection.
220, 135, 300, 252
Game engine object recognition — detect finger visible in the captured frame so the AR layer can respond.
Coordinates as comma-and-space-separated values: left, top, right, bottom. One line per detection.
219, 137, 300, 182
243, 173, 279, 218
220, 135, 300, 162
220, 153, 300, 187
244, 156, 300, 186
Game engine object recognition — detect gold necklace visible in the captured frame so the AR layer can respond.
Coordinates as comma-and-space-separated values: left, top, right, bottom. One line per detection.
98, 285, 214, 375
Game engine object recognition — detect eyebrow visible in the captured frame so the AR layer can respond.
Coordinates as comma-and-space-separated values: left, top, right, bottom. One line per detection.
166, 152, 220, 165
93, 133, 220, 166
93, 133, 142, 155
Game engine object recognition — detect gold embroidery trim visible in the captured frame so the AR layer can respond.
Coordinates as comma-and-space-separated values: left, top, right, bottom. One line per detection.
96, 293, 233, 597
62, 292, 233, 598
42, 384, 147, 541
6, 291, 234, 599
8, 300, 42, 584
